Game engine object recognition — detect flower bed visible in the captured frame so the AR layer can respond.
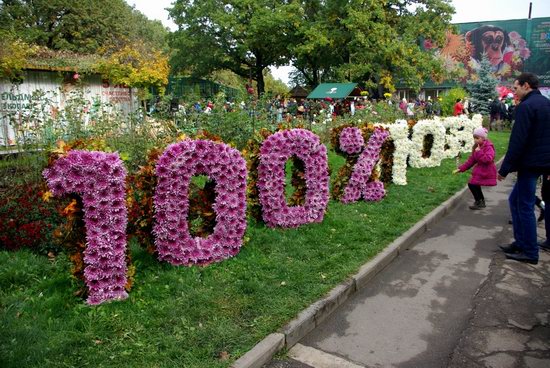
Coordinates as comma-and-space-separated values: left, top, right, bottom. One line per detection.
37, 116, 483, 304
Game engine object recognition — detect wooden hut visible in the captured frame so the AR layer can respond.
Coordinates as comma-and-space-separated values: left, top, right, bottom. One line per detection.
288, 86, 309, 100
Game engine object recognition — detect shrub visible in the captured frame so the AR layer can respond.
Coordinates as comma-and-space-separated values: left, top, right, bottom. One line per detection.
0, 181, 66, 254
440, 87, 468, 116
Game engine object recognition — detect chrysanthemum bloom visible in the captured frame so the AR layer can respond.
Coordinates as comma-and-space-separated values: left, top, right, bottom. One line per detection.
408, 120, 447, 168
154, 139, 248, 266
43, 150, 128, 305
341, 128, 390, 203
339, 127, 365, 154
257, 129, 329, 228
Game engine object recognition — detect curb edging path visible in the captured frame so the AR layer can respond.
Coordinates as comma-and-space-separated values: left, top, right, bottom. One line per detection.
232, 184, 470, 368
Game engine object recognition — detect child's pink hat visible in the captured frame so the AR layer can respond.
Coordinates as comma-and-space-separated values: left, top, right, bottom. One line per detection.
473, 127, 488, 139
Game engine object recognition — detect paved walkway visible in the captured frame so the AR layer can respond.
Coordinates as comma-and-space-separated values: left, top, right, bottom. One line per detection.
266, 175, 550, 368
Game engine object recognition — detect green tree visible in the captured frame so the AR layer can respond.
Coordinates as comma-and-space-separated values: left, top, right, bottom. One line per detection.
168, 0, 298, 95
289, 0, 339, 87
467, 53, 498, 116
290, 0, 455, 93
440, 87, 468, 116
0, 30, 37, 80
0, 0, 169, 54
263, 71, 289, 96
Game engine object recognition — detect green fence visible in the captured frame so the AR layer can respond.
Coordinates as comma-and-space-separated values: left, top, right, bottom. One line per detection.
165, 77, 240, 101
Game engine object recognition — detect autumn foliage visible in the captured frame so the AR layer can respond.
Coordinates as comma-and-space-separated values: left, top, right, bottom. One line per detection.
95, 45, 169, 96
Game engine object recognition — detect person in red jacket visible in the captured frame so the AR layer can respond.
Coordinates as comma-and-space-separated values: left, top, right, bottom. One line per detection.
453, 127, 497, 210
453, 98, 465, 116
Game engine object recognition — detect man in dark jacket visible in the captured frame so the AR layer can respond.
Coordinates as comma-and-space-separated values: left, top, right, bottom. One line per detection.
498, 72, 550, 264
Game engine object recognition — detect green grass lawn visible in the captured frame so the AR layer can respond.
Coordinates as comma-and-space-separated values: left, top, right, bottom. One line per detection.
0, 131, 510, 368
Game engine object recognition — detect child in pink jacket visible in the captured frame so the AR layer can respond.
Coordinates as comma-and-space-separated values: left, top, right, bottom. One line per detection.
454, 127, 497, 210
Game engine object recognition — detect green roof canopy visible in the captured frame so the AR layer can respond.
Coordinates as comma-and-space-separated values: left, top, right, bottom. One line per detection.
307, 83, 358, 99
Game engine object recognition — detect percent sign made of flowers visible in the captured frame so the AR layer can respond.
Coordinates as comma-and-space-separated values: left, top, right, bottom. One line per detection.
43, 151, 129, 305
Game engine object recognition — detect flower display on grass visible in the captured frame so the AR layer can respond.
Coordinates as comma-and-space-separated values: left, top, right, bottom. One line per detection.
441, 114, 483, 159
0, 182, 65, 254
375, 115, 482, 185
339, 127, 365, 154
340, 128, 389, 203
377, 120, 411, 185
43, 150, 129, 305
153, 139, 248, 266
408, 119, 447, 168
257, 129, 329, 228
331, 124, 395, 199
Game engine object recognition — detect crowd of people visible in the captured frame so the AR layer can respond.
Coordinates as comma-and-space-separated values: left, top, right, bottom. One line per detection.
489, 95, 516, 130
399, 96, 443, 118
157, 94, 454, 125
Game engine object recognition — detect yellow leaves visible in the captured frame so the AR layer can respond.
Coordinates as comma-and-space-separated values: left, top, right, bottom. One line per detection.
0, 31, 38, 79
52, 228, 64, 239
50, 140, 69, 156
62, 199, 79, 217
42, 191, 53, 202
379, 71, 395, 92
95, 45, 169, 94
125, 264, 136, 292
119, 152, 130, 162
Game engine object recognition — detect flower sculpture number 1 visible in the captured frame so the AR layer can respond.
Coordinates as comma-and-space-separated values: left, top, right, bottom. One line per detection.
257, 129, 330, 228
339, 127, 390, 203
43, 151, 129, 305
153, 140, 248, 266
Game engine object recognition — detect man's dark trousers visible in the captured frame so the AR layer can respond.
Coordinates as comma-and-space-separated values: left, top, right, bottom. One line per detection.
509, 171, 539, 260
542, 175, 550, 241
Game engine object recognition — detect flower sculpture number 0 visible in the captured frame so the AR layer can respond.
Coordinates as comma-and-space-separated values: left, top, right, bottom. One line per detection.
153, 140, 248, 266
43, 151, 129, 305
340, 127, 390, 203
257, 129, 330, 228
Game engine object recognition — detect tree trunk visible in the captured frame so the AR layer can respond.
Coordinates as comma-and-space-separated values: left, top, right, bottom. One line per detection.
312, 69, 320, 86
377, 84, 384, 100
255, 66, 265, 96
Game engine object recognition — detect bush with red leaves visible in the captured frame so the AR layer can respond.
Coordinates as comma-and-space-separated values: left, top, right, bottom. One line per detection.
0, 182, 66, 254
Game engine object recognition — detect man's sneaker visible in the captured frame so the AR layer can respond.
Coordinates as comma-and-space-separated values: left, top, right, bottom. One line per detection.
499, 242, 521, 254
539, 240, 550, 251
505, 252, 538, 265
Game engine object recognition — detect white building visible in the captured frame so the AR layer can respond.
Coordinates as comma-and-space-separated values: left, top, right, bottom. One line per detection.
0, 68, 138, 147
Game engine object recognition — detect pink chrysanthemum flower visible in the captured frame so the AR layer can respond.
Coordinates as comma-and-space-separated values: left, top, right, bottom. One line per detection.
43, 150, 129, 305
257, 129, 329, 228
154, 140, 248, 266
339, 127, 365, 154
341, 128, 389, 203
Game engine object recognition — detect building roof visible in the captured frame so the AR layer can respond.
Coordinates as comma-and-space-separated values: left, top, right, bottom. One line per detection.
307, 83, 359, 99
288, 85, 309, 98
